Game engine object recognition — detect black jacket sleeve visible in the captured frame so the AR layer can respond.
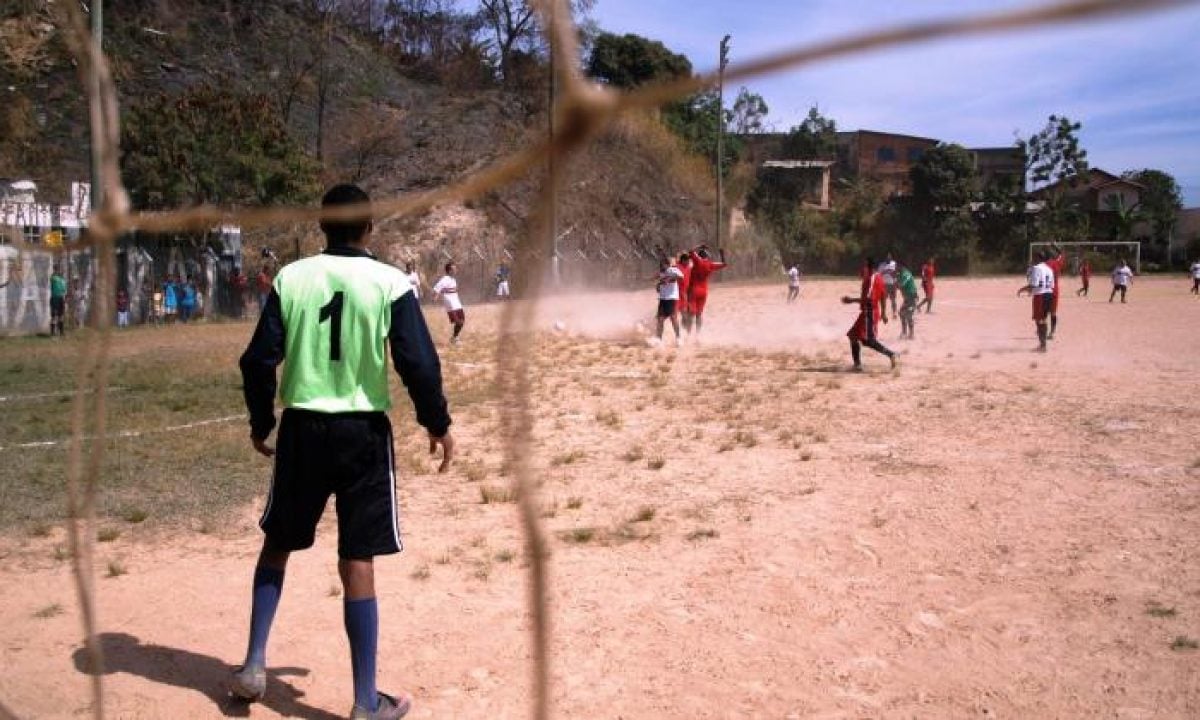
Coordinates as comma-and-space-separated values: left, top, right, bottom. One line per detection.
239, 290, 286, 440
389, 292, 451, 437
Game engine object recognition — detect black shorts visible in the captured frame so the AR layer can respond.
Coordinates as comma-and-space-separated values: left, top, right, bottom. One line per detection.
260, 409, 401, 559
656, 299, 676, 319
50, 296, 65, 318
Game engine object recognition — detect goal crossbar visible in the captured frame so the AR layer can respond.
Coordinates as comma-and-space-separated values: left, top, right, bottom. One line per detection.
1029, 241, 1140, 274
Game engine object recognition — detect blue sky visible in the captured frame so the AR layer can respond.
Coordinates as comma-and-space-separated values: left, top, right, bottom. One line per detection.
585, 0, 1200, 205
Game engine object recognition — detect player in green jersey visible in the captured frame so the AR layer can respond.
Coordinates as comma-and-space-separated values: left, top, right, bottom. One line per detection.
235, 184, 453, 720
896, 262, 919, 340
49, 266, 67, 336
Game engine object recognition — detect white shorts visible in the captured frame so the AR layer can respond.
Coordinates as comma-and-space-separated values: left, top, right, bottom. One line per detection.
497, 281, 510, 297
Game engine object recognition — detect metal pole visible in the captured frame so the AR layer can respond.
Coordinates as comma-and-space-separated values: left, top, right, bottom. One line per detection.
716, 35, 730, 249
549, 6, 560, 288
89, 0, 103, 217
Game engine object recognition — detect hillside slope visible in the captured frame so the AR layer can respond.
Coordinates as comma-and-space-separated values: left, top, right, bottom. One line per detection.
0, 1, 716, 270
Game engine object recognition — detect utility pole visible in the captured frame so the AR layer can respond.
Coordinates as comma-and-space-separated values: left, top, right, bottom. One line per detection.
548, 3, 560, 287
715, 34, 731, 249
89, 0, 104, 217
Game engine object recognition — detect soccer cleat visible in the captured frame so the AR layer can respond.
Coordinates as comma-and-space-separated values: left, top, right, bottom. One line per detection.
230, 665, 267, 702
351, 691, 412, 720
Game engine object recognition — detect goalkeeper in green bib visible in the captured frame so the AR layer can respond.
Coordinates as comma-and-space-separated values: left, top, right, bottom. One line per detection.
234, 184, 454, 720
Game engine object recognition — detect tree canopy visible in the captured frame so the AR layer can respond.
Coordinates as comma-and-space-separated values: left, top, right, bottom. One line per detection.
1123, 168, 1183, 245
911, 143, 978, 210
121, 84, 321, 210
1019, 114, 1088, 192
782, 107, 837, 159
586, 31, 692, 89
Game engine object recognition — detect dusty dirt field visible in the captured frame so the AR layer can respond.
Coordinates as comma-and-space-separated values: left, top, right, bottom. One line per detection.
2, 275, 1198, 719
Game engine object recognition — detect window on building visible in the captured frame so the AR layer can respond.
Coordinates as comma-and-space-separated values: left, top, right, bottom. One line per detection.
907, 147, 924, 163
876, 146, 896, 163
22, 226, 40, 245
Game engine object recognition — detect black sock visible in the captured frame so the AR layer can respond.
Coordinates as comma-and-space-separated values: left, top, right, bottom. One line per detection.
850, 341, 861, 366
1050, 315, 1057, 335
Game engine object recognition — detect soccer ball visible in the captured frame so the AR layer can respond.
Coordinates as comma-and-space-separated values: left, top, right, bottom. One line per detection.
645, 336, 661, 348
553, 320, 566, 332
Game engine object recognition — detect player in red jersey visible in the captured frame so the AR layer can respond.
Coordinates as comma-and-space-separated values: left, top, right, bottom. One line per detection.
1076, 256, 1091, 297
675, 252, 693, 332
1043, 244, 1065, 339
686, 244, 727, 336
916, 257, 935, 314
842, 257, 896, 371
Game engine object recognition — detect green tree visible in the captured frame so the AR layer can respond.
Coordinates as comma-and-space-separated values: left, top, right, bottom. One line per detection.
728, 87, 769, 135
1123, 168, 1183, 259
121, 84, 321, 210
1103, 193, 1145, 243
911, 143, 978, 210
781, 106, 837, 159
662, 90, 742, 171
906, 143, 980, 268
1017, 114, 1090, 248
586, 31, 692, 89
1019, 114, 1089, 191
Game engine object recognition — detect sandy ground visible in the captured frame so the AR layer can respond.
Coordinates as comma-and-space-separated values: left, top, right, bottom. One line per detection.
2, 275, 1198, 719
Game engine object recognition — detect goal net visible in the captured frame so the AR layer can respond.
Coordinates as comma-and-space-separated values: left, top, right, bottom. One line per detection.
1029, 241, 1141, 275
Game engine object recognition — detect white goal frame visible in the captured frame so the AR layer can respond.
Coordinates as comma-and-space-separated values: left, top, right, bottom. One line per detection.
1029, 241, 1140, 274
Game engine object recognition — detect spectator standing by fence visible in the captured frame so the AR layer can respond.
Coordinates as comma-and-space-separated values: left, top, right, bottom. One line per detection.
116, 288, 130, 327
49, 266, 67, 336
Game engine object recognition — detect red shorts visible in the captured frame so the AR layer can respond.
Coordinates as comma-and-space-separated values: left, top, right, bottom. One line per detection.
921, 281, 933, 298
1031, 294, 1051, 322
688, 289, 708, 316
447, 309, 465, 324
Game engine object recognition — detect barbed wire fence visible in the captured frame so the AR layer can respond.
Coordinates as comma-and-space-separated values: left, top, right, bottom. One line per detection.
46, 0, 1198, 718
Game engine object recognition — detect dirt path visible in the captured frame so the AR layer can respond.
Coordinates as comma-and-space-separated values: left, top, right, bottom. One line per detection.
2, 276, 1198, 719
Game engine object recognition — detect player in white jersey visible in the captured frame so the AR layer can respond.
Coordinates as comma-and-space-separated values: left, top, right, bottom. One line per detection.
653, 257, 684, 347
404, 262, 422, 301
1017, 251, 1055, 352
432, 262, 465, 344
878, 254, 898, 319
1109, 259, 1134, 304
786, 264, 801, 303
1189, 259, 1200, 295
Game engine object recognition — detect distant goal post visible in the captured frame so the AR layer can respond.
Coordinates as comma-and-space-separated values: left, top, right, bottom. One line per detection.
1029, 241, 1140, 274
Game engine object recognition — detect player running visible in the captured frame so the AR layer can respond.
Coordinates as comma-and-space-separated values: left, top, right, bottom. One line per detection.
1016, 250, 1055, 352
842, 257, 896, 371
1077, 256, 1091, 297
1189, 258, 1200, 295
916, 257, 936, 313
896, 261, 919, 340
236, 183, 453, 720
432, 262, 465, 344
786, 262, 801, 303
686, 243, 727, 337
1109, 259, 1134, 303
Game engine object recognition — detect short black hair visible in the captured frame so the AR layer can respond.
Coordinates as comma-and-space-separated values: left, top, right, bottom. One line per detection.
320, 184, 372, 246
445, 261, 455, 273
